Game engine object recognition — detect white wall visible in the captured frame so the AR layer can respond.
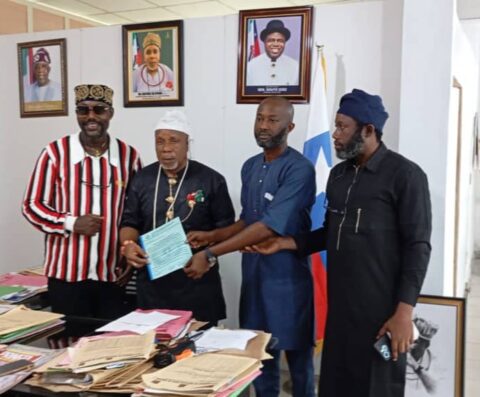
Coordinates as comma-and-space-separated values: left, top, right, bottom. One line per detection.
461, 19, 480, 259
451, 17, 479, 295
398, 0, 480, 296
398, 0, 455, 296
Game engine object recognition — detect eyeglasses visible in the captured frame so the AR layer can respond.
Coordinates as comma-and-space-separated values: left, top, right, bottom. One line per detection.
76, 105, 110, 116
80, 157, 113, 189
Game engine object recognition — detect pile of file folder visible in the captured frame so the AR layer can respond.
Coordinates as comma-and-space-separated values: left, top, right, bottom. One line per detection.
134, 329, 272, 397
0, 343, 62, 393
26, 330, 157, 393
95, 308, 196, 341
0, 305, 64, 343
0, 272, 48, 303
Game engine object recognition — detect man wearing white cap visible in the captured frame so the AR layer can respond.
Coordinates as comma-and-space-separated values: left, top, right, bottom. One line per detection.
119, 110, 235, 324
25, 47, 62, 102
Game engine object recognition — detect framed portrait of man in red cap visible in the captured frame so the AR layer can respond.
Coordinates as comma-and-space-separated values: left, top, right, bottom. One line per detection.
237, 6, 313, 104
122, 20, 184, 107
17, 38, 68, 117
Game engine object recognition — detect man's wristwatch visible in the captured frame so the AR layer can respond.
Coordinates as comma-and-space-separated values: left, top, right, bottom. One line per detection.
204, 247, 218, 268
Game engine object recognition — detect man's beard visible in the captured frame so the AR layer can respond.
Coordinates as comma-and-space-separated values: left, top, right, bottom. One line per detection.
255, 128, 288, 149
335, 128, 365, 160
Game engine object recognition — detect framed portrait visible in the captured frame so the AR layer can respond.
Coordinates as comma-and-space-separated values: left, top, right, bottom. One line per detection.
406, 295, 465, 397
122, 21, 184, 107
237, 6, 313, 104
17, 38, 68, 118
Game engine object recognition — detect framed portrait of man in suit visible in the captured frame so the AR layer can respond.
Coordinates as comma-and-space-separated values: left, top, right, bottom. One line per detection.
17, 38, 68, 118
237, 6, 313, 104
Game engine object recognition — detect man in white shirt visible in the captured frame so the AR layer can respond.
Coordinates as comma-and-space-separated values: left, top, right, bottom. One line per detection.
24, 47, 62, 102
247, 20, 299, 87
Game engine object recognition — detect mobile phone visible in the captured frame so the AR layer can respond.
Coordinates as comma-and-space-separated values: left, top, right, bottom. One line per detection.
374, 334, 392, 361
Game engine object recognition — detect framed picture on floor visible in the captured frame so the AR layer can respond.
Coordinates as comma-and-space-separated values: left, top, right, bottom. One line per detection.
17, 38, 68, 117
123, 20, 184, 107
237, 6, 313, 104
406, 295, 466, 397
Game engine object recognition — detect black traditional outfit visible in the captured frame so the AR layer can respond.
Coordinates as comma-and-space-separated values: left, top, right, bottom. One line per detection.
297, 143, 431, 397
121, 160, 235, 323
296, 90, 432, 397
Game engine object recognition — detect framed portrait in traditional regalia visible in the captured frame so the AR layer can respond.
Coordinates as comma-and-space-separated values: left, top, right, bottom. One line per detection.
123, 20, 184, 107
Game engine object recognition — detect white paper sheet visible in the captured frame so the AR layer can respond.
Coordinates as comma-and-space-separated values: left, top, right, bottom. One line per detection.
96, 311, 180, 334
195, 328, 257, 352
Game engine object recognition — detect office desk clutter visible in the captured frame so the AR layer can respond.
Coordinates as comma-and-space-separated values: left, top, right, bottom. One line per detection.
0, 343, 62, 393
25, 330, 157, 393
0, 272, 48, 303
17, 309, 271, 396
95, 309, 194, 341
0, 305, 64, 343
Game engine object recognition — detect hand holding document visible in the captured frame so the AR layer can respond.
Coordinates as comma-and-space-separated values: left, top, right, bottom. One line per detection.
139, 217, 192, 280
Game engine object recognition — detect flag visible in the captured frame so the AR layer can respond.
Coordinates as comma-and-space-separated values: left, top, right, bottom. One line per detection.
132, 32, 142, 69
303, 48, 332, 351
22, 47, 34, 86
247, 19, 261, 61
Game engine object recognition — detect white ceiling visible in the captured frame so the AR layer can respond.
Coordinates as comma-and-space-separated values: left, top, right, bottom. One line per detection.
14, 0, 480, 26
19, 0, 362, 25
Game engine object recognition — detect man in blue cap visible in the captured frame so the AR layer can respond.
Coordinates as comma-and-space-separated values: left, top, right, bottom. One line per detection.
247, 89, 432, 397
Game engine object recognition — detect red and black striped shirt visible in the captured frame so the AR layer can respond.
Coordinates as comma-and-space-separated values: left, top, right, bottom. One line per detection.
22, 133, 142, 282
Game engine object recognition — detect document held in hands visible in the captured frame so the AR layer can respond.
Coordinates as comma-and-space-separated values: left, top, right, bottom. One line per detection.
139, 217, 192, 280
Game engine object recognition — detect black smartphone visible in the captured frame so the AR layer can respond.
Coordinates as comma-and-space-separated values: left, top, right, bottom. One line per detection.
373, 334, 392, 361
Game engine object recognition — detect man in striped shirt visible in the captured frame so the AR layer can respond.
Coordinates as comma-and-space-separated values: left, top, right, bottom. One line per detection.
22, 84, 142, 319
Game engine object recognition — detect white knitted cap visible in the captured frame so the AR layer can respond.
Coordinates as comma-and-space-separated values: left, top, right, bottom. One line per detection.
154, 110, 192, 137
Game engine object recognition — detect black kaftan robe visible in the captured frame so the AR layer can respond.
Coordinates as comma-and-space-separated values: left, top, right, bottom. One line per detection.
295, 143, 432, 397
121, 160, 235, 323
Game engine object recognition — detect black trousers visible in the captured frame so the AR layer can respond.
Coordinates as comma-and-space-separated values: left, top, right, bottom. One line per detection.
48, 278, 126, 320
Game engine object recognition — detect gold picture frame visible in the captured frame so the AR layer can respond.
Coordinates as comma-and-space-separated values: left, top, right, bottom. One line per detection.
406, 295, 466, 397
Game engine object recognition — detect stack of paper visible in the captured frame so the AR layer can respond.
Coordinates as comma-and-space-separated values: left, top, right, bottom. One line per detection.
194, 328, 258, 353
0, 343, 62, 394
96, 309, 193, 341
0, 272, 48, 303
0, 306, 64, 343
19, 266, 45, 277
138, 353, 262, 396
25, 331, 157, 393
133, 329, 272, 396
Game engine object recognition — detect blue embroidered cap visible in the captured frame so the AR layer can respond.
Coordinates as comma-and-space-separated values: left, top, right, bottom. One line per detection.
337, 89, 389, 133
